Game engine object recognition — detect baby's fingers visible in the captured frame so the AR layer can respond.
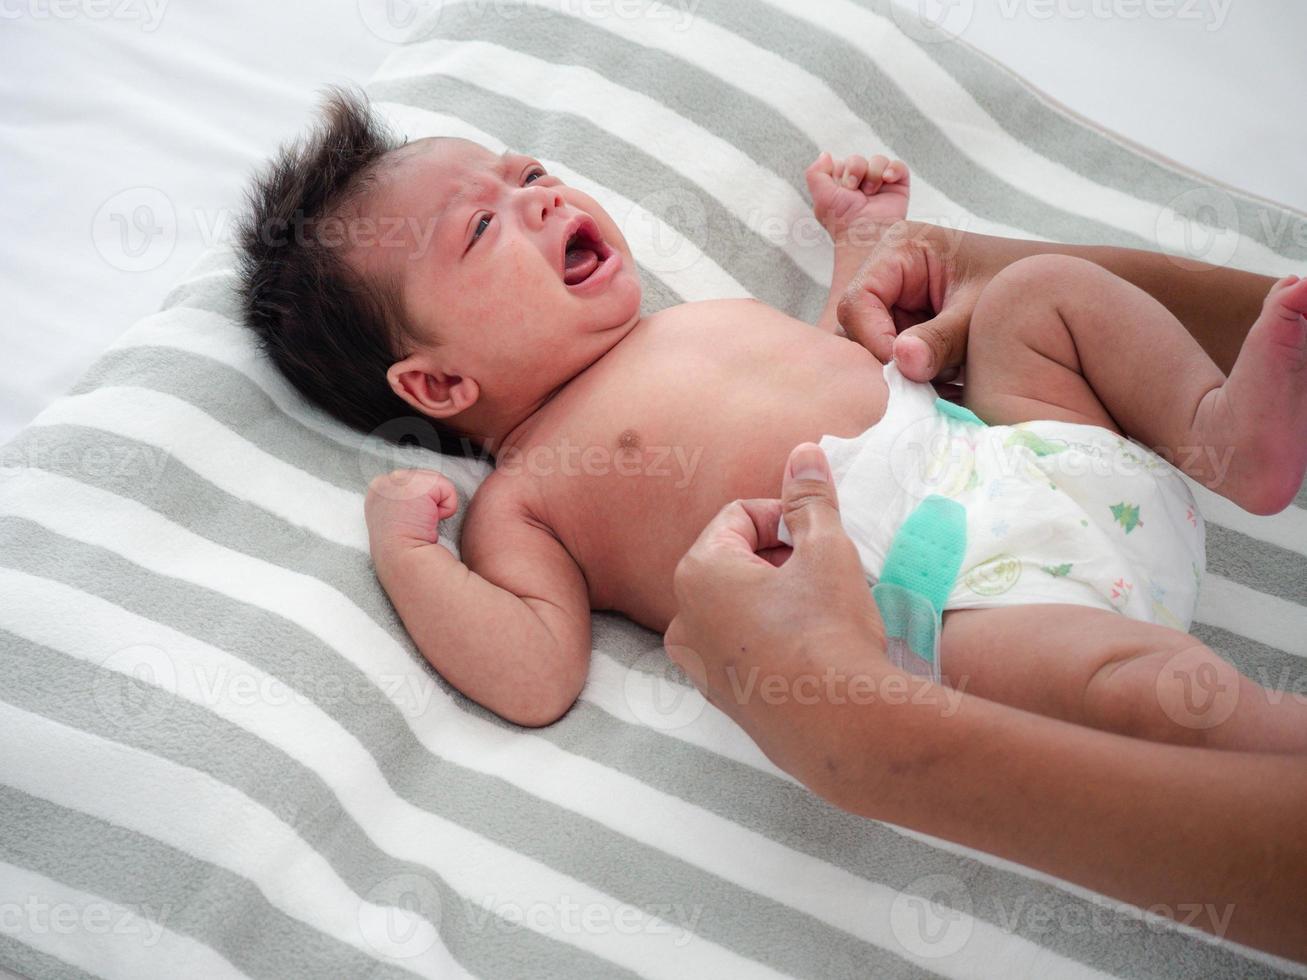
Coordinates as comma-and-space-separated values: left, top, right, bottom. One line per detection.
862, 157, 910, 195
860, 154, 891, 195
804, 151, 836, 199
839, 154, 869, 189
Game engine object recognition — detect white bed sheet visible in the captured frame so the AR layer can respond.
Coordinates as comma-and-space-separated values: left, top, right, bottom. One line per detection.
1, 0, 1305, 448
0, 1, 395, 448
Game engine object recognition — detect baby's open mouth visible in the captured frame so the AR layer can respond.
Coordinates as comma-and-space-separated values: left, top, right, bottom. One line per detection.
561, 216, 611, 287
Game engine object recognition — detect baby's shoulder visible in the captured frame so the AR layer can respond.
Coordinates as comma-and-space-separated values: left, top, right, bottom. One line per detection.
461, 468, 537, 535
643, 296, 794, 333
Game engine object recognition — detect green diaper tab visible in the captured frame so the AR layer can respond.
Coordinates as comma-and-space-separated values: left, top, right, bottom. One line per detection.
872, 495, 967, 682
935, 397, 986, 426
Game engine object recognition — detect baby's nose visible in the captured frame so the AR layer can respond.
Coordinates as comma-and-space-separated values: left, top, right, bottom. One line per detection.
525, 186, 564, 223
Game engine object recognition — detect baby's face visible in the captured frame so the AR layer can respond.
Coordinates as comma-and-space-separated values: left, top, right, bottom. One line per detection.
353, 137, 642, 415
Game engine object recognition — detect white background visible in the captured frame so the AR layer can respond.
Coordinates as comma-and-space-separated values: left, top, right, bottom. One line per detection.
1, 0, 1304, 447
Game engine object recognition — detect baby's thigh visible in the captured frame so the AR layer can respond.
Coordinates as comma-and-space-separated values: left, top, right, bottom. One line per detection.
938, 602, 1196, 723
963, 255, 1122, 433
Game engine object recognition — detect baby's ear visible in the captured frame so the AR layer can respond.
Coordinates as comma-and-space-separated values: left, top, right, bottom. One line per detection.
388, 357, 479, 420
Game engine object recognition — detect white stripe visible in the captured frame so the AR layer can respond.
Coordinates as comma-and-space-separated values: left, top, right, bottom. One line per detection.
1195, 573, 1307, 658
0, 861, 251, 980
372, 102, 751, 303
371, 39, 839, 289
0, 475, 1106, 979
0, 703, 465, 980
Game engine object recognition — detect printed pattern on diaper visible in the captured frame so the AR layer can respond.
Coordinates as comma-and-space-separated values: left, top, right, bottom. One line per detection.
963, 554, 1021, 596
1110, 501, 1143, 534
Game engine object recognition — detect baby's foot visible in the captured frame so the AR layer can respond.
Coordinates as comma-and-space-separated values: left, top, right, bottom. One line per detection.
1199, 275, 1307, 514
805, 151, 910, 247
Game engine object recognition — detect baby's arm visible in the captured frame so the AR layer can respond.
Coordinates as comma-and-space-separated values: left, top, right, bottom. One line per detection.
805, 152, 910, 334
366, 469, 590, 727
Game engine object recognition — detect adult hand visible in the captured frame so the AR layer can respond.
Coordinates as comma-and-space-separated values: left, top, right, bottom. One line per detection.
836, 220, 988, 384
664, 443, 886, 789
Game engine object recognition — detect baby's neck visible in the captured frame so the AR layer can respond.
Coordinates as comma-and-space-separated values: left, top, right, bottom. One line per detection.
484, 314, 645, 461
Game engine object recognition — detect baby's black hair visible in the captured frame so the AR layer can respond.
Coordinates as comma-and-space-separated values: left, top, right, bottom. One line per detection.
235, 86, 474, 457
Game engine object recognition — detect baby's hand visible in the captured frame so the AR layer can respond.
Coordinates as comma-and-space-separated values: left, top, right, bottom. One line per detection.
365, 468, 459, 552
806, 152, 910, 242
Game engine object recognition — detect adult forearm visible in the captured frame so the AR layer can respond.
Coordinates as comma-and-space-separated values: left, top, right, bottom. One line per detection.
940, 225, 1277, 372
804, 670, 1307, 961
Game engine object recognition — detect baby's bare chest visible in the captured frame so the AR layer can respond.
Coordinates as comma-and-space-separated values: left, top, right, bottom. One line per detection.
517, 301, 887, 628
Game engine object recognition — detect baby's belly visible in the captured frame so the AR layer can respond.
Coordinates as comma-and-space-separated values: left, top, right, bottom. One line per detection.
552, 352, 888, 631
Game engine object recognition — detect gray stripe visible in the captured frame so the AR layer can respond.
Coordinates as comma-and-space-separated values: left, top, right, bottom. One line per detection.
0, 785, 426, 980
0, 628, 639, 980
1205, 523, 1307, 611
1193, 622, 1307, 697
0, 516, 932, 980
849, 0, 1307, 261
637, 263, 684, 314
0, 936, 98, 980
366, 73, 831, 322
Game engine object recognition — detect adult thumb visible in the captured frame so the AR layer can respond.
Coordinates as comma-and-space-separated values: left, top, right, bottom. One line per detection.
780, 443, 841, 544
892, 302, 970, 383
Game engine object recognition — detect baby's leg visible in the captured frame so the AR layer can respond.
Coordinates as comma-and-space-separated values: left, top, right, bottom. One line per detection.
939, 604, 1307, 753
964, 254, 1307, 515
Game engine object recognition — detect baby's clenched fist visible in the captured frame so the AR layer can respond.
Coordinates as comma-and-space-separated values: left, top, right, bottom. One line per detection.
365, 468, 459, 550
806, 151, 910, 242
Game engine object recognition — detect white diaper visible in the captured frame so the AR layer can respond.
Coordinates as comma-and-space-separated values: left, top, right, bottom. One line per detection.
785, 361, 1206, 630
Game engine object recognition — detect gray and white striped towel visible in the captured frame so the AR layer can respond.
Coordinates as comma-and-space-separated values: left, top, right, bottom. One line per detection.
2, 1, 1305, 977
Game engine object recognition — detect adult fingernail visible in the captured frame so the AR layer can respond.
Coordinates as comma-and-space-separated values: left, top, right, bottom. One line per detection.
894, 335, 931, 375
787, 443, 830, 482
